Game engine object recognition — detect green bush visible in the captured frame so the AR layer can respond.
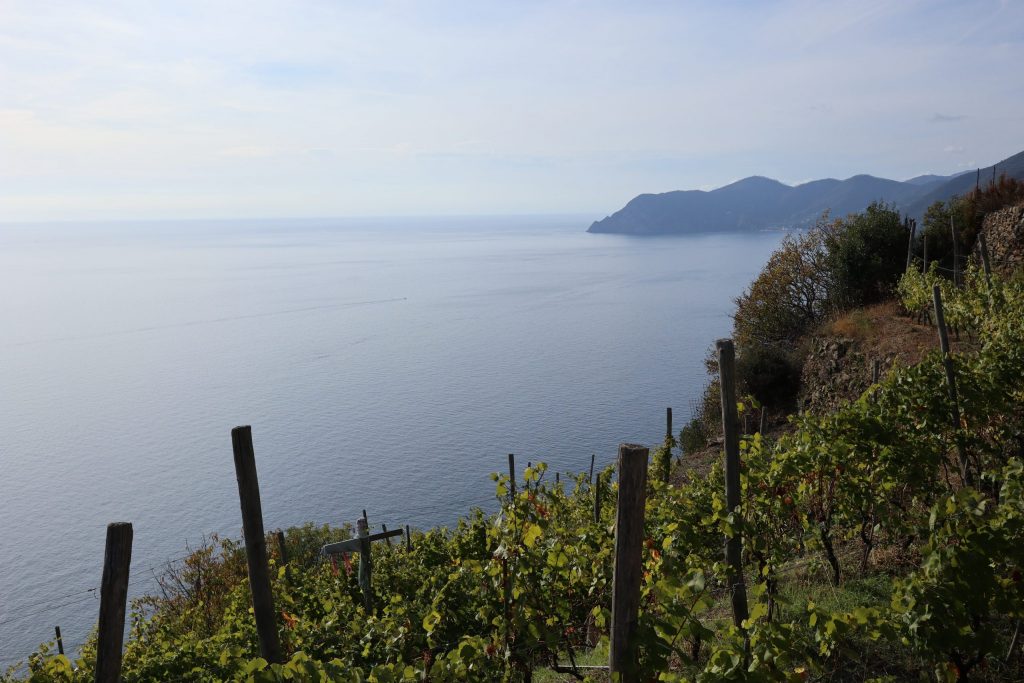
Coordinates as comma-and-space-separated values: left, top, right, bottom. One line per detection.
824, 201, 908, 309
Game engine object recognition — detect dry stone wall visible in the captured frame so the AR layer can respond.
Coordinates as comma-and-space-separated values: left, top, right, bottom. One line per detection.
978, 204, 1024, 273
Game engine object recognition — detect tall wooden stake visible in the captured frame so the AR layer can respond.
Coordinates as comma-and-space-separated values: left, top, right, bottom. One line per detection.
589, 453, 595, 485
932, 287, 971, 485
508, 453, 516, 496
979, 231, 993, 280
906, 218, 916, 272
356, 518, 373, 610
717, 339, 750, 628
405, 524, 412, 552
609, 444, 649, 682
95, 522, 133, 683
666, 407, 673, 442
231, 426, 283, 664
951, 215, 960, 287
276, 530, 289, 565
55, 626, 64, 656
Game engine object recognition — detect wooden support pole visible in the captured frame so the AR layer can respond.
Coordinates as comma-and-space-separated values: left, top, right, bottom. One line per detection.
717, 339, 750, 628
405, 524, 412, 552
666, 407, 673, 443
951, 215, 960, 287
593, 474, 602, 524
362, 509, 369, 527
508, 453, 516, 496
276, 530, 289, 565
357, 518, 373, 611
381, 523, 392, 547
906, 217, 916, 272
95, 522, 133, 683
555, 471, 560, 485
979, 232, 993, 281
589, 453, 595, 485
55, 626, 64, 656
230, 426, 283, 664
932, 287, 971, 485
609, 444, 649, 682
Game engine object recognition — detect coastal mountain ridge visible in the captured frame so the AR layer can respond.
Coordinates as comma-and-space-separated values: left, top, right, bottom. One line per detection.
588, 149, 1024, 235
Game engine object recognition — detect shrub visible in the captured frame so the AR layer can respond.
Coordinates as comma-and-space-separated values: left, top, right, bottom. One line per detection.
824, 201, 908, 308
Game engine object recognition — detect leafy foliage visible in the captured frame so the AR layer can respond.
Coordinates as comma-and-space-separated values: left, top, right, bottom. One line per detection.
9, 267, 1024, 682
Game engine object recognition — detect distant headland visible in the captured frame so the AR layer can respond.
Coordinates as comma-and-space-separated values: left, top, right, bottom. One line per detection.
588, 149, 1024, 235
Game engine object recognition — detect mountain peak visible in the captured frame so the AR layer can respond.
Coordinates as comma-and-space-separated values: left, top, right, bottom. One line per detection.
587, 149, 1024, 235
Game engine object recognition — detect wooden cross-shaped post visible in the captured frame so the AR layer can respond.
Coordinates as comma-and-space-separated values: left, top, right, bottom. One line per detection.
321, 519, 403, 610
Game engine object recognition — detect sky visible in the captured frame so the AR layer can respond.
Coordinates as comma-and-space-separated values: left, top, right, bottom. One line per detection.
1, 0, 1022, 221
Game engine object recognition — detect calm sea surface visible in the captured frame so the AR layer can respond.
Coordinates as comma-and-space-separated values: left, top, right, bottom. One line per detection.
0, 215, 782, 666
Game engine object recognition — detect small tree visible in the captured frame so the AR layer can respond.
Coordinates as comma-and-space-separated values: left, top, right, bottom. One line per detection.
824, 201, 906, 309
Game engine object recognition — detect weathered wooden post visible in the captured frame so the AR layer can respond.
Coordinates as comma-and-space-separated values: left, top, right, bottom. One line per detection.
906, 217, 916, 272
230, 426, 283, 664
589, 453, 595, 485
381, 523, 393, 547
932, 287, 971, 485
55, 626, 64, 656
979, 232, 994, 306
666, 407, 673, 443
951, 215, 960, 287
609, 444, 649, 682
276, 530, 289, 565
357, 518, 373, 610
95, 522, 133, 683
593, 473, 602, 524
717, 339, 750, 628
320, 525, 402, 606
405, 524, 412, 552
508, 453, 516, 496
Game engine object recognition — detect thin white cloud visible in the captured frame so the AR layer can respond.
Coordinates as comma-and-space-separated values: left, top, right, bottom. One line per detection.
0, 0, 1022, 220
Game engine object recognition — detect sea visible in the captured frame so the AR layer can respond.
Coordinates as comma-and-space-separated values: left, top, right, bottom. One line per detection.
0, 215, 783, 667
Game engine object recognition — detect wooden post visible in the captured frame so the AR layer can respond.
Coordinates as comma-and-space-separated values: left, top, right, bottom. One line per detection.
717, 339, 750, 628
666, 407, 673, 442
593, 473, 602, 524
362, 509, 369, 527
230, 426, 283, 664
405, 524, 412, 552
979, 232, 993, 277
906, 217, 916, 272
95, 522, 133, 683
276, 530, 289, 565
508, 453, 516, 496
381, 523, 393, 547
951, 215, 960, 287
589, 454, 595, 485
555, 471, 560, 485
55, 626, 64, 656
357, 518, 373, 610
932, 287, 971, 485
609, 444, 649, 682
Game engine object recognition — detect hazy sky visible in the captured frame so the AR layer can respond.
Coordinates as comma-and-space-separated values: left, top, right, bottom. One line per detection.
2, 0, 1022, 221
